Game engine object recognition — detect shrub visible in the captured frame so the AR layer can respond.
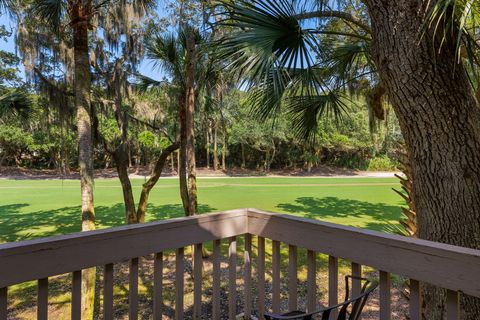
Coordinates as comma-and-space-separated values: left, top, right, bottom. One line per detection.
367, 155, 397, 171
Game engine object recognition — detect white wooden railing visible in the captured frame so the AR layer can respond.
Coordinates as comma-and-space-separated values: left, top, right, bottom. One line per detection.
1, 208, 480, 319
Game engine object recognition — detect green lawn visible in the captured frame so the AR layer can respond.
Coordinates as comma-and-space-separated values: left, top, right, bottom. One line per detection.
0, 176, 403, 243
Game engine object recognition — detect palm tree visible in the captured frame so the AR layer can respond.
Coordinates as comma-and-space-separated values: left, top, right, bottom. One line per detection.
26, 0, 154, 317
215, 0, 480, 318
142, 26, 204, 215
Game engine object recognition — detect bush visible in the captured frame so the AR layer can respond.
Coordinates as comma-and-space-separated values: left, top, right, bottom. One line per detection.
367, 155, 397, 171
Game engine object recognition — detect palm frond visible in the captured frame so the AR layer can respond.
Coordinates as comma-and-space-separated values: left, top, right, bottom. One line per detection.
134, 74, 170, 93
33, 0, 65, 31
0, 90, 32, 120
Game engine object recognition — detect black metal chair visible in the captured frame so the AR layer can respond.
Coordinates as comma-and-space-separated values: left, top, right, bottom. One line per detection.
264, 275, 378, 320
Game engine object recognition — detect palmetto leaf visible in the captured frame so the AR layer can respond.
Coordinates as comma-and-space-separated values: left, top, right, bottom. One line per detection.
0, 90, 32, 120
215, 0, 347, 139
33, 0, 65, 31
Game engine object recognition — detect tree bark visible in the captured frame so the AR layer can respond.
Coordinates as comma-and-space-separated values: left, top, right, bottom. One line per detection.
213, 124, 219, 171
364, 0, 480, 318
221, 132, 226, 171
206, 123, 211, 169
184, 29, 198, 216
72, 2, 95, 318
136, 142, 179, 222
178, 95, 190, 215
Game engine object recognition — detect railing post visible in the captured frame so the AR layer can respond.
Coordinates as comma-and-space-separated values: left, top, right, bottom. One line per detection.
244, 234, 252, 317
379, 271, 391, 320
37, 278, 48, 320
104, 263, 114, 320
0, 287, 7, 320
229, 236, 237, 320
446, 290, 459, 320
328, 256, 338, 320
351, 263, 362, 297
153, 253, 163, 320
288, 245, 298, 311
129, 258, 139, 320
409, 279, 422, 320
71, 270, 82, 320
307, 250, 316, 313
175, 247, 185, 320
193, 243, 203, 320
272, 240, 281, 313
258, 236, 266, 319
212, 240, 221, 320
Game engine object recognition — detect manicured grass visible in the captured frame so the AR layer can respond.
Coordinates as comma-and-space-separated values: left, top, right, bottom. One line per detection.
0, 176, 403, 243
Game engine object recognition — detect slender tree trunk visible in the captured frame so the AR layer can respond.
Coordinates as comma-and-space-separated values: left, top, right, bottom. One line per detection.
241, 142, 246, 168
206, 124, 211, 169
213, 124, 218, 171
113, 147, 136, 224
221, 132, 226, 171
185, 30, 198, 215
72, 3, 95, 318
364, 1, 480, 318
136, 142, 179, 222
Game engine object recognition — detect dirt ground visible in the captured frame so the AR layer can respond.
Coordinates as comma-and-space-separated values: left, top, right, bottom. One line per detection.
0, 165, 398, 180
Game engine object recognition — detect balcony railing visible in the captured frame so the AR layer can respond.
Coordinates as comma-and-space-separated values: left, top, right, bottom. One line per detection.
1, 208, 480, 319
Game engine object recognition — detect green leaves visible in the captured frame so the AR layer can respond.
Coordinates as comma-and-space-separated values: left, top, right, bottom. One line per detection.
215, 0, 349, 141
32, 0, 65, 32
0, 90, 32, 120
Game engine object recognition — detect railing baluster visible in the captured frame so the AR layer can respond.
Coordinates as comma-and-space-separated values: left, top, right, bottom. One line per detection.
288, 245, 298, 311
193, 243, 203, 320
409, 279, 421, 320
175, 247, 185, 320
307, 250, 316, 313
328, 256, 338, 320
244, 234, 252, 318
129, 258, 139, 320
379, 271, 391, 320
272, 240, 281, 313
0, 287, 7, 320
447, 289, 459, 320
71, 270, 81, 320
229, 236, 237, 320
258, 236, 266, 319
212, 240, 221, 320
351, 262, 362, 297
153, 253, 163, 320
37, 278, 48, 320
104, 263, 114, 320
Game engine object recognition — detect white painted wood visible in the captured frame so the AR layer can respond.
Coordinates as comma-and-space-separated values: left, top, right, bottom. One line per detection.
129, 258, 139, 320
379, 271, 391, 320
257, 236, 266, 319
0, 287, 6, 320
409, 279, 421, 320
446, 290, 459, 320
272, 240, 281, 313
244, 234, 252, 317
307, 250, 316, 313
328, 256, 338, 320
247, 209, 480, 298
176, 247, 185, 320
288, 245, 297, 311
103, 263, 114, 320
37, 278, 48, 320
229, 237, 237, 320
153, 253, 162, 320
212, 240, 221, 320
71, 270, 81, 320
0, 210, 247, 288
193, 243, 202, 320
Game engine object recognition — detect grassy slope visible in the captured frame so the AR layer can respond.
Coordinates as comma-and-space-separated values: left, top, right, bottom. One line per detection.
0, 177, 402, 243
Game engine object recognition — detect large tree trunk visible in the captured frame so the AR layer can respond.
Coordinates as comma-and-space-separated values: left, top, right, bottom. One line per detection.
179, 96, 190, 214
72, 3, 95, 318
185, 30, 198, 216
364, 0, 480, 318
136, 142, 179, 222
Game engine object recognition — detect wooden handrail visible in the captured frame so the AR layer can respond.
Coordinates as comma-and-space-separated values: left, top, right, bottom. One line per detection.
0, 209, 247, 287
247, 208, 480, 298
1, 207, 480, 300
